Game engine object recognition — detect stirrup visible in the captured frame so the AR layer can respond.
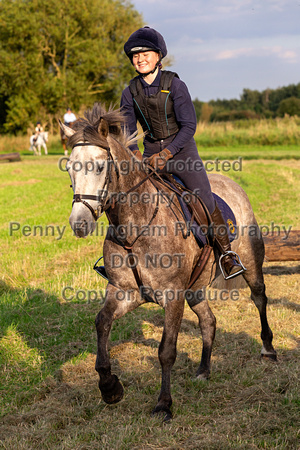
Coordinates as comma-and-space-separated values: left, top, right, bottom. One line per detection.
219, 251, 247, 280
93, 256, 108, 281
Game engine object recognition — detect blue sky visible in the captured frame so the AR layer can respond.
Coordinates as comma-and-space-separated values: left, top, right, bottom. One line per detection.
130, 0, 300, 101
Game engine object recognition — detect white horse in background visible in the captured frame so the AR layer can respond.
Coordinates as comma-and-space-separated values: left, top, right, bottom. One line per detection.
29, 132, 48, 155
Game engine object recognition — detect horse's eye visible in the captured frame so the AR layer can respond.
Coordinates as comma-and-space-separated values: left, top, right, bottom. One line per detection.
66, 160, 72, 172
96, 163, 104, 175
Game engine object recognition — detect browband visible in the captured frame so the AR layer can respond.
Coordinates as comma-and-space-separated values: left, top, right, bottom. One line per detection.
72, 142, 110, 151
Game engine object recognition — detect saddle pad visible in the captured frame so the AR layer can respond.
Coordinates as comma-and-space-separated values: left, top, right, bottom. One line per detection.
161, 174, 237, 248
177, 192, 237, 247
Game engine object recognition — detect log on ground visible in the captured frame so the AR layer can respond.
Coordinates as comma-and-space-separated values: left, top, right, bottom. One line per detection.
263, 230, 300, 261
0, 152, 21, 162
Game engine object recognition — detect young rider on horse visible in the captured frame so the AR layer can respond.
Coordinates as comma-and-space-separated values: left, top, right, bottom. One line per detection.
33, 121, 43, 143
120, 27, 245, 279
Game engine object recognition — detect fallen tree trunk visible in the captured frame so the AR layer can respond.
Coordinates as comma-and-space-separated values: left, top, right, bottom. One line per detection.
263, 230, 300, 261
0, 152, 21, 162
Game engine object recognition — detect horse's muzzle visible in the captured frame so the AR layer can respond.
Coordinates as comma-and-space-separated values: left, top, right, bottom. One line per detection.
69, 205, 97, 237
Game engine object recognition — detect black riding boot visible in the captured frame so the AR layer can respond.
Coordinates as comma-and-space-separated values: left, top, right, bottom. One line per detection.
210, 203, 246, 279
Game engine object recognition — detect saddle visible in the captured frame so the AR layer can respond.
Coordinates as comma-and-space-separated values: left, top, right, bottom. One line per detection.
94, 172, 240, 290
151, 173, 238, 288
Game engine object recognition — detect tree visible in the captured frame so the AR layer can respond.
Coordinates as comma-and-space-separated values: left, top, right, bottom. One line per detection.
0, 0, 143, 133
240, 88, 262, 110
277, 97, 300, 117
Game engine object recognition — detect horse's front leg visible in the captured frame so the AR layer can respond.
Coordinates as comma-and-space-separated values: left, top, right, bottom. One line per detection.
153, 291, 185, 421
95, 283, 141, 404
186, 296, 216, 380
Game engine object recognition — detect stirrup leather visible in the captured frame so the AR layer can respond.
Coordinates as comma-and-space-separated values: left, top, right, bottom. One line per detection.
93, 256, 108, 281
219, 251, 247, 280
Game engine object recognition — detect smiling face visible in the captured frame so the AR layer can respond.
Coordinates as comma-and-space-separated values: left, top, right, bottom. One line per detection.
132, 50, 159, 76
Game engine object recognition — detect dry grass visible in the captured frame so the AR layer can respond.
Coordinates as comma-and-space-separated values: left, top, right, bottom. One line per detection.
195, 116, 300, 147
0, 262, 299, 449
0, 139, 299, 448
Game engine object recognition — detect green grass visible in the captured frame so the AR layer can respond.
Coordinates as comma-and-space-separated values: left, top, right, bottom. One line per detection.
198, 145, 300, 160
0, 146, 299, 448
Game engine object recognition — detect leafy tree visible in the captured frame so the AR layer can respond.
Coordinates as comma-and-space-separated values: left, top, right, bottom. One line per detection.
0, 0, 143, 133
240, 88, 262, 107
277, 97, 300, 117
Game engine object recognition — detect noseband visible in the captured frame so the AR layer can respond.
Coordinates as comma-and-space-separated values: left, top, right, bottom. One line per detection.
71, 142, 119, 221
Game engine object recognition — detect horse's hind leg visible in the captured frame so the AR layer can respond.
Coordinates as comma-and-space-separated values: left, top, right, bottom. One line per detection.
186, 296, 216, 379
95, 284, 140, 404
153, 293, 185, 421
242, 245, 277, 360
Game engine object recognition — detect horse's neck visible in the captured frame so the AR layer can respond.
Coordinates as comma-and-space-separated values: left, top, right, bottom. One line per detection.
111, 160, 157, 225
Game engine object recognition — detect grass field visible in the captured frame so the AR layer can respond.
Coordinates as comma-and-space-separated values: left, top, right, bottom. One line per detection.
0, 124, 299, 448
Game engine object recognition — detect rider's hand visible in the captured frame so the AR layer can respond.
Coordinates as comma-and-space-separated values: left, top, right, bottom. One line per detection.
147, 148, 173, 170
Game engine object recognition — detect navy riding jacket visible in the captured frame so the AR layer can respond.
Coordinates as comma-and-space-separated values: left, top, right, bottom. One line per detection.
120, 69, 197, 156
120, 69, 215, 213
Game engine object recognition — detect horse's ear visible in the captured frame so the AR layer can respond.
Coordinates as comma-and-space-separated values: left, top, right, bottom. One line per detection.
59, 119, 75, 137
98, 118, 109, 139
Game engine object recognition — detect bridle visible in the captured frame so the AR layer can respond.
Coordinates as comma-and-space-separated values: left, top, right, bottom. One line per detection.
71, 141, 119, 221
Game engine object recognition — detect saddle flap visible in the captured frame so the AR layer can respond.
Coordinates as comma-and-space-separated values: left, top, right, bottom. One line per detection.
151, 173, 237, 248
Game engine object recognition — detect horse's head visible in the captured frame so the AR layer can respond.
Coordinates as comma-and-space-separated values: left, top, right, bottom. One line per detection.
60, 104, 140, 238
43, 132, 49, 142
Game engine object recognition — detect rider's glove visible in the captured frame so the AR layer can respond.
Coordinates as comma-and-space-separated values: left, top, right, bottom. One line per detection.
132, 149, 143, 161
147, 148, 173, 170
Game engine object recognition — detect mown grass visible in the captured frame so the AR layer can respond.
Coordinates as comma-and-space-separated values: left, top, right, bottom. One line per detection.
0, 139, 299, 448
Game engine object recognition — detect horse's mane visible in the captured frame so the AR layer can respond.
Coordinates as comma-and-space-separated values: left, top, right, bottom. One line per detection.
68, 103, 137, 152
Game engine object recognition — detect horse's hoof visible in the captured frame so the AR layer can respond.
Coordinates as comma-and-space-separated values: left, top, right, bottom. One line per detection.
196, 369, 210, 381
261, 353, 277, 362
99, 375, 124, 404
261, 346, 277, 361
152, 405, 173, 423
195, 374, 209, 381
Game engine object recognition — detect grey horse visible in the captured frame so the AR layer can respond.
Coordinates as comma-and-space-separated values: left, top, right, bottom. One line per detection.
60, 104, 276, 421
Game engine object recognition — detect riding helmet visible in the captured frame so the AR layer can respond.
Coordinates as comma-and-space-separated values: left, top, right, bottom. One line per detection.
124, 26, 167, 59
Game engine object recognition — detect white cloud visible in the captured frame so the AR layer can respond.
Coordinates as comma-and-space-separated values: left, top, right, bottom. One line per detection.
214, 46, 299, 63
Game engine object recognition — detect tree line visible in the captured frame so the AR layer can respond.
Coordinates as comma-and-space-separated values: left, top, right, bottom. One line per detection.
0, 0, 143, 134
193, 83, 300, 123
1, 0, 299, 134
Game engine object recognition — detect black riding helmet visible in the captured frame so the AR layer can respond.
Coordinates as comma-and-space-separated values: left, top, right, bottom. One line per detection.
124, 26, 167, 60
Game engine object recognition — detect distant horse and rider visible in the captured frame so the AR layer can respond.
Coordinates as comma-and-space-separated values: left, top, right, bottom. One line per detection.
29, 108, 77, 156
29, 121, 48, 156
